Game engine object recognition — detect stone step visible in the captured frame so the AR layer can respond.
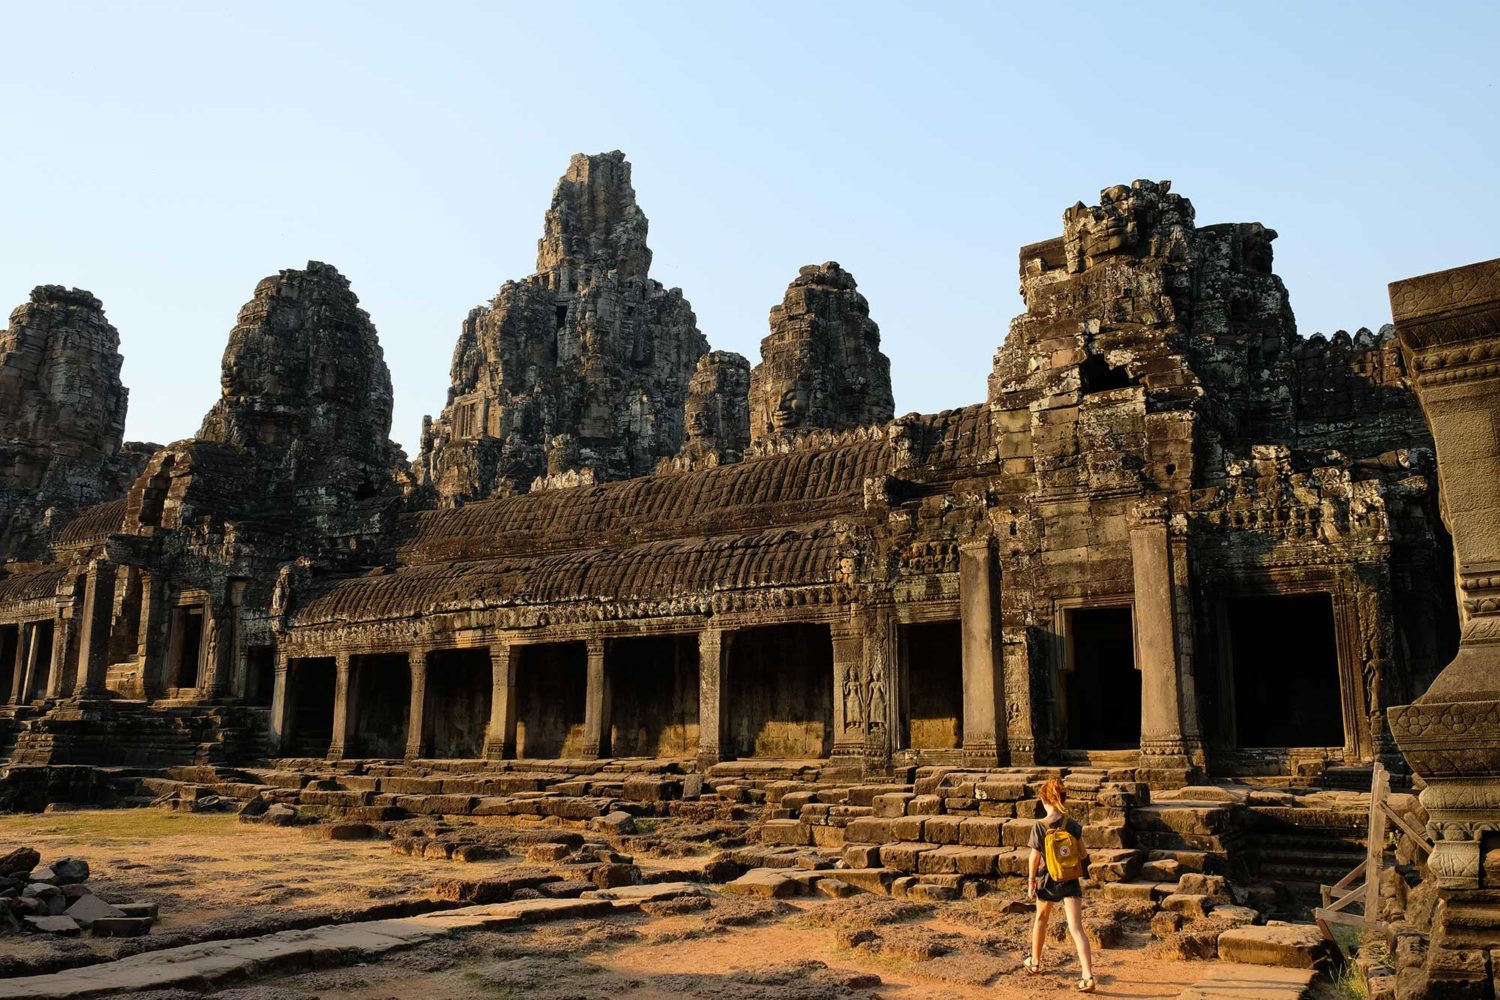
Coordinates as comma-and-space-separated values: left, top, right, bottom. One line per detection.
1176, 963, 1318, 999
1217, 924, 1335, 971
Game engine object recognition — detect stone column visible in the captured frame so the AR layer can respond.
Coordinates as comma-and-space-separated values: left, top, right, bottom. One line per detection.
1129, 506, 1196, 786
72, 560, 117, 699
328, 652, 357, 760
959, 539, 1005, 766
8, 623, 28, 704
136, 571, 171, 701
697, 627, 730, 768
581, 638, 610, 758
860, 606, 897, 768
484, 642, 520, 760
830, 617, 866, 761
268, 652, 292, 755
1386, 258, 1500, 1000
405, 650, 430, 760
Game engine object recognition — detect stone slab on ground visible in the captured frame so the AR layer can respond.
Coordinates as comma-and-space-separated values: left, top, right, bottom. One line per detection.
1176, 962, 1317, 999
1217, 925, 1333, 970
722, 868, 798, 898
0, 896, 628, 998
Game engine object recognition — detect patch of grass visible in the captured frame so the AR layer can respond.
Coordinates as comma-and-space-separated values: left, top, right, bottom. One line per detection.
1332, 960, 1369, 1000
0, 808, 250, 845
1357, 931, 1395, 969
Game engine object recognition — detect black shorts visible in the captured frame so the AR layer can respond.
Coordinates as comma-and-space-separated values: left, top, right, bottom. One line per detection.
1037, 875, 1082, 902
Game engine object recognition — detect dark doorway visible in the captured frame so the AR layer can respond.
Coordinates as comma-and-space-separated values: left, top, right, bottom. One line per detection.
353, 654, 410, 758
514, 643, 587, 758
1064, 606, 1140, 749
167, 606, 204, 689
424, 648, 491, 758
244, 645, 276, 706
26, 622, 53, 700
902, 621, 963, 749
287, 657, 336, 756
1229, 593, 1344, 747
0, 624, 17, 703
726, 623, 834, 759
609, 635, 699, 756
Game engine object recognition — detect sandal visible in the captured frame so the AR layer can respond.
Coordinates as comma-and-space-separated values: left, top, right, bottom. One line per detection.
1023, 957, 1042, 975
1077, 977, 1096, 993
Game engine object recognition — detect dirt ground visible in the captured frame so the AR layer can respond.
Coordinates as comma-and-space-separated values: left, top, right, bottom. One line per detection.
0, 809, 1209, 998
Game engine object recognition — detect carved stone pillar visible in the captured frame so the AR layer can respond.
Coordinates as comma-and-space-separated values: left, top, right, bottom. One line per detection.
1386, 258, 1500, 1000
403, 650, 430, 760
72, 560, 117, 699
268, 653, 291, 755
484, 642, 519, 760
581, 638, 610, 758
697, 627, 730, 769
136, 571, 170, 701
47, 592, 78, 700
328, 652, 356, 760
859, 606, 897, 768
1130, 506, 1199, 786
959, 539, 1005, 766
831, 616, 866, 762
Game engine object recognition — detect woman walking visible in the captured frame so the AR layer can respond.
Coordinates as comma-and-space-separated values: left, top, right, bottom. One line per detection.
1023, 777, 1096, 992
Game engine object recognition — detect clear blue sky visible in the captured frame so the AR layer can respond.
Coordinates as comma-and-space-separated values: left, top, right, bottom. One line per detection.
2, 2, 1495, 453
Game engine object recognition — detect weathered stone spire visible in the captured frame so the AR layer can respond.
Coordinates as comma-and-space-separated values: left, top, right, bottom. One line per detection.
747, 262, 894, 443
0, 286, 137, 560
416, 152, 710, 502
198, 261, 404, 533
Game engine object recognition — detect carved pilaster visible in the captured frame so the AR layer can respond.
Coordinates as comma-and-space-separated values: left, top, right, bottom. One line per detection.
483, 643, 518, 760
697, 628, 730, 769
328, 652, 356, 760
959, 539, 1004, 766
406, 650, 430, 760
581, 638, 610, 758
268, 653, 291, 755
1386, 257, 1500, 1000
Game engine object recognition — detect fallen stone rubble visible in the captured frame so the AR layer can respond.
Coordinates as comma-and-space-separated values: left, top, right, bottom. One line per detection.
0, 847, 156, 939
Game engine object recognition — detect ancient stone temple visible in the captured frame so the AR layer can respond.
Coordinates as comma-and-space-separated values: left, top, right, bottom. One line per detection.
415, 151, 710, 501
0, 158, 1471, 810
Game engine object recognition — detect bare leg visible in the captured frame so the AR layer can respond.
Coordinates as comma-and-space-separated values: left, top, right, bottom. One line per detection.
1063, 895, 1095, 982
1031, 899, 1052, 968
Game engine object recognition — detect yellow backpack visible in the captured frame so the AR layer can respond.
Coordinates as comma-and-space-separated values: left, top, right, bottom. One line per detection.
1043, 824, 1085, 881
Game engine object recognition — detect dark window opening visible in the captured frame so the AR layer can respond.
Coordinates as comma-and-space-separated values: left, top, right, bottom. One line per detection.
424, 648, 492, 759
608, 635, 699, 757
244, 645, 276, 706
1229, 593, 1343, 748
902, 621, 963, 750
287, 657, 336, 756
1063, 607, 1140, 749
0, 624, 18, 703
514, 643, 587, 758
554, 304, 568, 330
1079, 353, 1138, 394
352, 653, 410, 758
168, 606, 205, 689
726, 623, 834, 759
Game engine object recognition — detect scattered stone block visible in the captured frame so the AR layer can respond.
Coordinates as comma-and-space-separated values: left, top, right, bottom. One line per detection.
1217, 924, 1333, 969
63, 894, 124, 929
23, 914, 80, 935
724, 869, 798, 898
1162, 893, 1216, 919
91, 915, 152, 937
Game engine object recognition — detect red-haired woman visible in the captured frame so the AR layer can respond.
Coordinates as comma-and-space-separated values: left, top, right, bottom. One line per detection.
1023, 776, 1096, 992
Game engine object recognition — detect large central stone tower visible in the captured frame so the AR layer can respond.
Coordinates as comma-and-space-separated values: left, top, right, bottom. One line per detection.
416, 152, 710, 502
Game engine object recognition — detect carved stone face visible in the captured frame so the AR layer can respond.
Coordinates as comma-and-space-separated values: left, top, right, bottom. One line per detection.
772, 387, 809, 430
685, 400, 712, 440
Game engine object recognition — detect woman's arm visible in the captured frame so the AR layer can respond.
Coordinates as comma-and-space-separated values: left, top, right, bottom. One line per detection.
1028, 846, 1041, 896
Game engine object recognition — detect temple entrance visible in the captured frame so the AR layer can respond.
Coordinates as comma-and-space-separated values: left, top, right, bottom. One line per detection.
0, 624, 17, 703
352, 654, 410, 758
608, 635, 699, 757
1062, 606, 1140, 749
901, 621, 963, 749
726, 623, 834, 759
244, 645, 276, 706
287, 657, 336, 756
514, 642, 587, 758
166, 604, 204, 690
1228, 593, 1344, 747
424, 648, 491, 758
26, 622, 53, 701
